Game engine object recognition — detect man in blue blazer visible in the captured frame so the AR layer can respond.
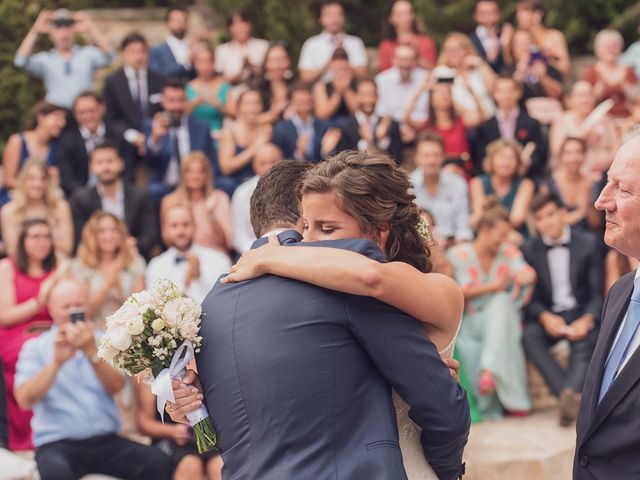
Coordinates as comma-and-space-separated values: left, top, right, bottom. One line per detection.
168, 161, 470, 480
271, 83, 332, 162
149, 6, 194, 81
144, 78, 214, 203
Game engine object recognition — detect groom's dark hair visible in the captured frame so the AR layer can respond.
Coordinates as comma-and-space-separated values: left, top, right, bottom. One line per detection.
250, 160, 312, 237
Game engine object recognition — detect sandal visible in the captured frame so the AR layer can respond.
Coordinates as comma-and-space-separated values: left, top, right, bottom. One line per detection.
478, 370, 497, 396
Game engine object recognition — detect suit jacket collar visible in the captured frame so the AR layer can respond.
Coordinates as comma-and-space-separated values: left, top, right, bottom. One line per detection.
251, 230, 302, 249
580, 273, 635, 445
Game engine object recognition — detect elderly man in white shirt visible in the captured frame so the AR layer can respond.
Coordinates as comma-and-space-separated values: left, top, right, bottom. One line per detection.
298, 1, 367, 84
232, 143, 283, 253
147, 204, 231, 304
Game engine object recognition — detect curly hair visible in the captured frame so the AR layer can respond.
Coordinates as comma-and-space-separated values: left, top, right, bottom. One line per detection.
76, 211, 133, 270
299, 150, 432, 273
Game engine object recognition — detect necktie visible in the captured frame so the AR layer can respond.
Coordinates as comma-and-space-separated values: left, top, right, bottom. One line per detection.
599, 279, 640, 403
135, 70, 146, 122
175, 255, 187, 264
171, 127, 181, 164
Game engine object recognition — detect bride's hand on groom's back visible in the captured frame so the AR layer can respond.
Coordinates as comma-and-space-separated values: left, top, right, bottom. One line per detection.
167, 369, 204, 425
445, 358, 460, 384
221, 235, 279, 284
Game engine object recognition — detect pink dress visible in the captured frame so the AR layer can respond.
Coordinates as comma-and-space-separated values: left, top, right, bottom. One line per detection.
0, 260, 52, 450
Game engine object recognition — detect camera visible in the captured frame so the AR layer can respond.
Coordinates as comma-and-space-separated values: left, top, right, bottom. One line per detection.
69, 310, 86, 324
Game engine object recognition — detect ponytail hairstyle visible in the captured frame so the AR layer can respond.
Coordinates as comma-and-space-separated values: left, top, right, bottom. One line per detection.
299, 150, 432, 272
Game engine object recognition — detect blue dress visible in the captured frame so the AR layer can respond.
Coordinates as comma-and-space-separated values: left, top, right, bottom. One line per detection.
0, 133, 58, 206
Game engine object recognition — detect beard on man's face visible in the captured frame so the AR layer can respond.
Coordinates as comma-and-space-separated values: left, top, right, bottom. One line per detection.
171, 28, 187, 40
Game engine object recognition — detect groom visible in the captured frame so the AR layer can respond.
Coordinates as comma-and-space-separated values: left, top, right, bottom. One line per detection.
169, 160, 470, 479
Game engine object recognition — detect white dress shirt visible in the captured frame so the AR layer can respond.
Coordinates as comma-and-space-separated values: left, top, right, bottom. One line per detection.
214, 38, 269, 79
145, 244, 231, 304
166, 35, 191, 68
541, 226, 578, 313
298, 31, 367, 74
607, 268, 640, 376
475, 25, 501, 60
96, 180, 125, 221
150, 115, 190, 187
231, 175, 259, 253
375, 67, 429, 122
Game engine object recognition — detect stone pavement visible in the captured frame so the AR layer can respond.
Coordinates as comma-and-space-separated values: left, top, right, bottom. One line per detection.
463, 411, 576, 480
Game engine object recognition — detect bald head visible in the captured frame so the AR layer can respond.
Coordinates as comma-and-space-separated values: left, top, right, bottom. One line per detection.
252, 143, 283, 177
594, 135, 640, 259
48, 278, 89, 326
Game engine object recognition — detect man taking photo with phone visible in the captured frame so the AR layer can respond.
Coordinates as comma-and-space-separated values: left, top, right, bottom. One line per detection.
14, 278, 170, 480
14, 9, 114, 109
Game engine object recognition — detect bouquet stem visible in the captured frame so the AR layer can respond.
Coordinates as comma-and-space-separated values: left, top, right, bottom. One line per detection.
192, 416, 219, 453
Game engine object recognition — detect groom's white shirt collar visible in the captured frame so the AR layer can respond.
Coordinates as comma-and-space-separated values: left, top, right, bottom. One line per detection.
260, 229, 289, 238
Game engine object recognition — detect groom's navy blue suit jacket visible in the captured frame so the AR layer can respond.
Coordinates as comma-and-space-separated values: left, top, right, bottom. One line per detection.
197, 231, 470, 480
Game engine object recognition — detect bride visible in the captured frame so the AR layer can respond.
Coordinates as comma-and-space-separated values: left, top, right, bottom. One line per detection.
223, 150, 464, 479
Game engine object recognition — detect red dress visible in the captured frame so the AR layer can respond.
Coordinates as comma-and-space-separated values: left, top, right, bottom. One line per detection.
378, 35, 437, 72
0, 260, 52, 450
422, 117, 473, 176
582, 65, 638, 118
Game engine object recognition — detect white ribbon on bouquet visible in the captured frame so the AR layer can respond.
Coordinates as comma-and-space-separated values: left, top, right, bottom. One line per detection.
151, 340, 208, 425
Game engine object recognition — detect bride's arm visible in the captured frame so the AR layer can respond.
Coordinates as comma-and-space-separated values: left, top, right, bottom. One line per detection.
223, 239, 464, 352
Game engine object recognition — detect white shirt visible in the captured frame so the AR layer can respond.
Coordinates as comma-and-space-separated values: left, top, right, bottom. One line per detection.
79, 123, 105, 157
475, 26, 500, 60
159, 116, 190, 186
96, 180, 125, 221
298, 31, 367, 73
123, 65, 148, 109
166, 35, 191, 68
607, 269, 640, 376
541, 226, 578, 313
145, 244, 231, 304
231, 175, 259, 253
451, 69, 495, 117
215, 38, 269, 79
375, 67, 429, 122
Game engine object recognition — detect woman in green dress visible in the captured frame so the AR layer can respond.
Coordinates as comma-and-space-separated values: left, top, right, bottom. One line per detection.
185, 45, 231, 141
448, 197, 536, 419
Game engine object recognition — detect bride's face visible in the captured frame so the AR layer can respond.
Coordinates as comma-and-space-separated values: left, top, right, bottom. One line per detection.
301, 191, 364, 242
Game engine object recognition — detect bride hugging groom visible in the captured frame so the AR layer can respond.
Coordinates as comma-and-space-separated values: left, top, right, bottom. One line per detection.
167, 151, 471, 480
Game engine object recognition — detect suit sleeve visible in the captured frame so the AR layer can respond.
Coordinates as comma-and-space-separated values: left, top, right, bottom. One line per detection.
583, 236, 604, 322
103, 76, 129, 135
521, 243, 549, 322
70, 192, 91, 249
131, 192, 158, 259
528, 119, 548, 178
345, 297, 470, 480
57, 136, 82, 197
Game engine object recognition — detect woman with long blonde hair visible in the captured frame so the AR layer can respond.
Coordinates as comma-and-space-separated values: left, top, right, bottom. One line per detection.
1, 160, 73, 258
71, 210, 145, 329
161, 152, 233, 254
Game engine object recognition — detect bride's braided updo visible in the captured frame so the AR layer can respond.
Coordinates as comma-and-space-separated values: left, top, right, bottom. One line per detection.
299, 150, 432, 273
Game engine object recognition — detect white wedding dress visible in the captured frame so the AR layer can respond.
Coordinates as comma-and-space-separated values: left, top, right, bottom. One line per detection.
392, 338, 458, 480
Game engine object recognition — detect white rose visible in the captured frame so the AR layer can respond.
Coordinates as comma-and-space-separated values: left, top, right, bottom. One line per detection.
151, 318, 165, 332
163, 299, 181, 327
179, 320, 199, 341
97, 338, 119, 363
109, 325, 132, 351
126, 315, 145, 335
131, 291, 154, 306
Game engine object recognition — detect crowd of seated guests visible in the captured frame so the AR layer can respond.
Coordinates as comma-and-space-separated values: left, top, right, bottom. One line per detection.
3, 0, 640, 476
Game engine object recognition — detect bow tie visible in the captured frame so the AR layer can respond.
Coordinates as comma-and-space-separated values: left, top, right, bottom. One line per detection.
175, 256, 187, 264
544, 242, 570, 250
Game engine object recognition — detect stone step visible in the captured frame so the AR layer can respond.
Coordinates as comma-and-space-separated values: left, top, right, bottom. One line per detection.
463, 411, 576, 480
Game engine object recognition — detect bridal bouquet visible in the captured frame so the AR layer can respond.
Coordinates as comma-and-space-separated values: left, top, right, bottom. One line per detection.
97, 278, 218, 453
